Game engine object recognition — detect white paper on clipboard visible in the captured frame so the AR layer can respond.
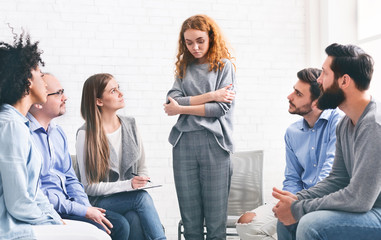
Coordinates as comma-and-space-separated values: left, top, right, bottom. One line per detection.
129, 183, 162, 192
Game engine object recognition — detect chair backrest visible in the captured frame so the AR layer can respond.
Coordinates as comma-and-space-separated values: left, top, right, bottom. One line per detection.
227, 150, 264, 216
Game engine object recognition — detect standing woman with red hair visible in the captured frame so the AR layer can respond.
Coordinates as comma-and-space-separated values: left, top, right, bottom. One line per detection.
164, 15, 236, 239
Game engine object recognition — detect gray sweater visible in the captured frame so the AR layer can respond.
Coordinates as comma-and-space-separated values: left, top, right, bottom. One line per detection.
167, 59, 235, 152
291, 100, 381, 221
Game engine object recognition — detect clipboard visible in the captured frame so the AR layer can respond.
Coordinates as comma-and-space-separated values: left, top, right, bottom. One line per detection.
128, 184, 162, 192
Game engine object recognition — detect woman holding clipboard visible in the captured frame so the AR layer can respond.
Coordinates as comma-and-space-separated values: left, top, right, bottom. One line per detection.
76, 73, 166, 240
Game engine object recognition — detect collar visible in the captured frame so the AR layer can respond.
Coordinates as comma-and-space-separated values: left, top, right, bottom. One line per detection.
26, 112, 56, 133
298, 109, 333, 131
1, 104, 30, 127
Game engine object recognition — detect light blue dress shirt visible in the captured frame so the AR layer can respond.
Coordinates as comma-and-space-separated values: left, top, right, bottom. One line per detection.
283, 109, 344, 194
0, 104, 62, 240
27, 113, 91, 218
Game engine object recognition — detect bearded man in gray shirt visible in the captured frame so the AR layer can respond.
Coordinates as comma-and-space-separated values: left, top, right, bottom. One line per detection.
273, 43, 381, 240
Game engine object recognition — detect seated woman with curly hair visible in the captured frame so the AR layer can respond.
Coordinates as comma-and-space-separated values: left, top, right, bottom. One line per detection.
0, 33, 110, 240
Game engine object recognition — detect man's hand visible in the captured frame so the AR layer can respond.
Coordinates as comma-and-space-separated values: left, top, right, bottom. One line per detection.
164, 97, 181, 116
212, 84, 235, 103
85, 207, 113, 234
272, 187, 297, 226
273, 187, 298, 200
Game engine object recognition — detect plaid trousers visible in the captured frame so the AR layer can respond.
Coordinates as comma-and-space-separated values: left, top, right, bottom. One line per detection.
173, 130, 232, 240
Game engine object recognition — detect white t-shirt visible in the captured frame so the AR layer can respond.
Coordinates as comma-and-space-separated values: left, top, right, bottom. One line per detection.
107, 126, 122, 170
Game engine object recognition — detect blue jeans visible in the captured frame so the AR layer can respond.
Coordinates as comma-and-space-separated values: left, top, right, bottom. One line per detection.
277, 208, 381, 240
94, 190, 166, 240
277, 221, 297, 240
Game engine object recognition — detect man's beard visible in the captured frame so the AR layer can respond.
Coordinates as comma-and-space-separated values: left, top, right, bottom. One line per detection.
317, 80, 345, 110
288, 101, 313, 116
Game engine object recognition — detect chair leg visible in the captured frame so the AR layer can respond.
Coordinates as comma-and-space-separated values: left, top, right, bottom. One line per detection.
178, 220, 183, 240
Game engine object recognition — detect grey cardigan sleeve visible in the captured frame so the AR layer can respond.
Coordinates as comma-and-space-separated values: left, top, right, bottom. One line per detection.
167, 78, 190, 106
204, 60, 235, 118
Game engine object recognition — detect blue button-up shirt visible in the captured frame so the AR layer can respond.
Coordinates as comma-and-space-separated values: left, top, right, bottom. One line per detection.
283, 109, 344, 194
0, 104, 62, 240
27, 113, 91, 218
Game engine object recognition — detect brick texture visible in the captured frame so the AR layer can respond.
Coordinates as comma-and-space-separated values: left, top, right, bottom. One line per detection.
0, 0, 307, 238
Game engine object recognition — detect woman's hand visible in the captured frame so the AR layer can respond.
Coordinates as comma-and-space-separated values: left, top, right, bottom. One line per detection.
164, 97, 182, 116
131, 176, 150, 189
212, 84, 235, 103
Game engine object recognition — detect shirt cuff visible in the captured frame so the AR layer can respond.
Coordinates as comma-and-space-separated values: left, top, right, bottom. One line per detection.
71, 201, 90, 217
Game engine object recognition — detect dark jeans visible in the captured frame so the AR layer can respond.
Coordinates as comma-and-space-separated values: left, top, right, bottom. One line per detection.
61, 211, 141, 240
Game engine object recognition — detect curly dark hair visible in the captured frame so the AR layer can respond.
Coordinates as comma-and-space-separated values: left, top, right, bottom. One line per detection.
0, 32, 44, 105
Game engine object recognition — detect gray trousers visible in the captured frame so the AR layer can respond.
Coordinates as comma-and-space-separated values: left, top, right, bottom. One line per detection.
173, 130, 232, 240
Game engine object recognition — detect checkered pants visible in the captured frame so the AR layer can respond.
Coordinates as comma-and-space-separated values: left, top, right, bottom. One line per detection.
173, 130, 232, 240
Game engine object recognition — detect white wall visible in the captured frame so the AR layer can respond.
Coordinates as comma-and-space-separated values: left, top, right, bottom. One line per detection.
0, 0, 308, 238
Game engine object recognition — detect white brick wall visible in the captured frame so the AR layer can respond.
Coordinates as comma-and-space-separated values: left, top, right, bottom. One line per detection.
0, 0, 308, 238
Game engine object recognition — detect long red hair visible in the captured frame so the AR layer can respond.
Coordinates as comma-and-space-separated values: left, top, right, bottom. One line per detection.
175, 14, 235, 79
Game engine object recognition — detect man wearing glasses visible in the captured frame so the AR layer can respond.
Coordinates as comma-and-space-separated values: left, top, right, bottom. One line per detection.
27, 73, 132, 239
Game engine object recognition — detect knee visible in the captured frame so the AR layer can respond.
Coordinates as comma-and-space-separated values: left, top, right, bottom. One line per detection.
110, 214, 130, 237
297, 212, 322, 238
237, 212, 256, 224
136, 191, 154, 205
124, 211, 141, 226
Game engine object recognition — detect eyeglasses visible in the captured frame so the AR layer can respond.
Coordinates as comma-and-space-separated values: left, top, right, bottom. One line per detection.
47, 89, 64, 97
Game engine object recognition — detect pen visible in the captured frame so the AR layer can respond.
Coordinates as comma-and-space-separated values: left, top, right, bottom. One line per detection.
131, 173, 151, 182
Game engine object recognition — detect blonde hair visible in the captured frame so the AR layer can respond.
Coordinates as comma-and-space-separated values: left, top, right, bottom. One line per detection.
80, 73, 113, 183
175, 14, 235, 79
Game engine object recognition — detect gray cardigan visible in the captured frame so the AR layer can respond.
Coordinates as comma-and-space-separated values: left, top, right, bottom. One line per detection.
76, 116, 147, 202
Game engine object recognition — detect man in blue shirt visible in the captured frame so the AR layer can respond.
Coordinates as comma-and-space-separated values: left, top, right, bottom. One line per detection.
274, 44, 381, 240
28, 73, 132, 239
236, 68, 343, 240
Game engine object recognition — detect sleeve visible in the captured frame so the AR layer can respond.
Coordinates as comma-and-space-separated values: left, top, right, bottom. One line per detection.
64, 157, 91, 207
204, 60, 235, 118
316, 112, 341, 182
282, 132, 304, 194
49, 159, 90, 216
0, 122, 61, 225
42, 127, 90, 217
44, 188, 89, 217
167, 77, 191, 106
34, 188, 63, 224
291, 120, 381, 221
75, 129, 133, 196
61, 128, 91, 214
